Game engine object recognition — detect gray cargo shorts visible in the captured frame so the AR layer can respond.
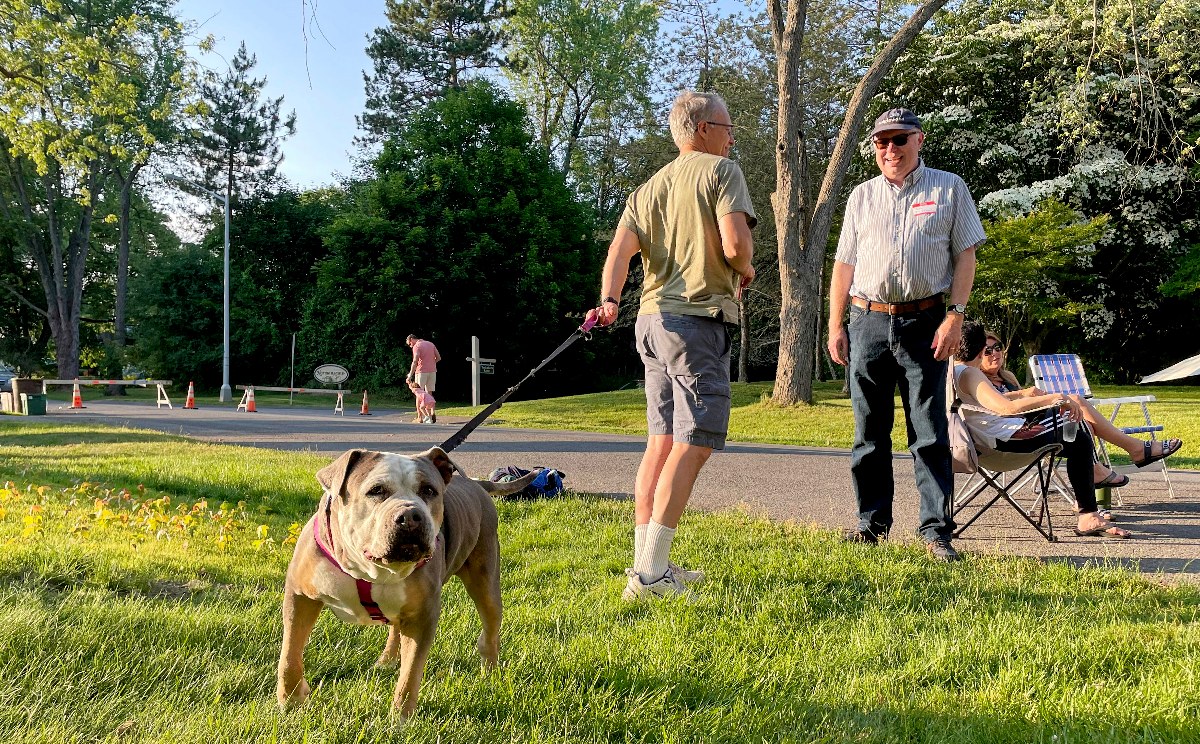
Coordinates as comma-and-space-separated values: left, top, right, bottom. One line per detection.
636, 312, 732, 450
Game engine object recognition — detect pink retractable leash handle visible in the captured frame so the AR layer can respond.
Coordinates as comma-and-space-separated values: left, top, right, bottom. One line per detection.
580, 307, 600, 333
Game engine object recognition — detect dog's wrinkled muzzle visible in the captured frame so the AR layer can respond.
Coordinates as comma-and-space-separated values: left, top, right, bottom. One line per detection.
366, 510, 435, 565
365, 537, 432, 566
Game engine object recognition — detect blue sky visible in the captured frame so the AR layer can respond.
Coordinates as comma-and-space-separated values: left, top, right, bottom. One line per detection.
175, 0, 386, 188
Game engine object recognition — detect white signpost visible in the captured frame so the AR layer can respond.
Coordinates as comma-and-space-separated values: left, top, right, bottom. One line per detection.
466, 336, 496, 407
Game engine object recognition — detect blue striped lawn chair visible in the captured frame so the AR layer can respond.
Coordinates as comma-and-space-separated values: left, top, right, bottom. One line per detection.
1028, 354, 1175, 501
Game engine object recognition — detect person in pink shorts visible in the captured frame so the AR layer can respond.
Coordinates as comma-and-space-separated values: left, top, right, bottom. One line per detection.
408, 380, 436, 423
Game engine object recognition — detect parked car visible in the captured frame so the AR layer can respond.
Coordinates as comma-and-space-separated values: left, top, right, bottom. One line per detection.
0, 365, 15, 393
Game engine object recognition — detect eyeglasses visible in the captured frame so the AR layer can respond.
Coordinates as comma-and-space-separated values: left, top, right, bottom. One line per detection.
703, 121, 735, 133
872, 133, 912, 148
982, 344, 1004, 355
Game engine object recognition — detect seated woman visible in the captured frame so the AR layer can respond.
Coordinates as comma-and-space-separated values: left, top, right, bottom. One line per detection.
978, 328, 1182, 487
955, 321, 1129, 538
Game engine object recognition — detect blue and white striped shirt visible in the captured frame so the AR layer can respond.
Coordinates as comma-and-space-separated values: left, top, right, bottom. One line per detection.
835, 161, 986, 303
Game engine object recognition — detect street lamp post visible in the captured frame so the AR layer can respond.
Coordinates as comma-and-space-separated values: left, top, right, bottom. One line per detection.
218, 190, 231, 402
166, 175, 232, 402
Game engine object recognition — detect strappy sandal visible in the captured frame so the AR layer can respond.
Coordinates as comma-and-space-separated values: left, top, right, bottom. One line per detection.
1134, 438, 1182, 469
1093, 470, 1130, 488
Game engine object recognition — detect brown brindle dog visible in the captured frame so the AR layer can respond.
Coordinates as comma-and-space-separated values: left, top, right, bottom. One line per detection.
276, 447, 534, 717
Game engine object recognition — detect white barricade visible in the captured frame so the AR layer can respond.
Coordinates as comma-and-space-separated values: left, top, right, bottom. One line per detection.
41, 379, 174, 409
235, 385, 352, 415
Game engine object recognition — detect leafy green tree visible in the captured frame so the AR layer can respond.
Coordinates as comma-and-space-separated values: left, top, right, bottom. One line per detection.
890, 0, 1200, 379
220, 188, 337, 385
0, 0, 189, 378
655, 1, 782, 381
770, 0, 951, 405
126, 242, 222, 385
503, 0, 658, 173
0, 217, 49, 372
971, 200, 1108, 358
359, 0, 504, 144
1162, 245, 1200, 298
190, 42, 296, 204
303, 82, 605, 398
108, 7, 193, 358
128, 188, 336, 387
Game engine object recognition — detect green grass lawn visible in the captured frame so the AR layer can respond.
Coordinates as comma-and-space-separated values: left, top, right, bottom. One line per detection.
441, 381, 1200, 469
1, 419, 1198, 743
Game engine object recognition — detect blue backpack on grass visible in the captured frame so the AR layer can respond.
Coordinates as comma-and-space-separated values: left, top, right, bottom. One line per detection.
488, 466, 566, 499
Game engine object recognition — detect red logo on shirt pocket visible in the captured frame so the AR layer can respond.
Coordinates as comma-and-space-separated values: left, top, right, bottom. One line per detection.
911, 200, 937, 217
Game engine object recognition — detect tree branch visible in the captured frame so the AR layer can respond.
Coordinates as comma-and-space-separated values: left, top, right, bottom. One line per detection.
0, 283, 49, 318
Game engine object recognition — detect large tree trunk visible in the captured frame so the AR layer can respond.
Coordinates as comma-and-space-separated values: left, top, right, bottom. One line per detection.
114, 165, 139, 349
770, 0, 951, 405
30, 161, 97, 380
108, 163, 140, 395
767, 0, 811, 405
2, 152, 101, 380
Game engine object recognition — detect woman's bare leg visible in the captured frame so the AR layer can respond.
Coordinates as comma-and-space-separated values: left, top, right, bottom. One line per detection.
1074, 395, 1169, 459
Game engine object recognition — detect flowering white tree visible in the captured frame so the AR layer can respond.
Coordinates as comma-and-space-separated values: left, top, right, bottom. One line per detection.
890, 0, 1200, 378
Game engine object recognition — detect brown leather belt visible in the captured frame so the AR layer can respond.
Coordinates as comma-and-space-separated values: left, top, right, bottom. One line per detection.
851, 294, 943, 315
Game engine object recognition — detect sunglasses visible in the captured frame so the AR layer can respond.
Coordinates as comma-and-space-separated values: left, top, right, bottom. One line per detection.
873, 133, 913, 148
982, 344, 1004, 355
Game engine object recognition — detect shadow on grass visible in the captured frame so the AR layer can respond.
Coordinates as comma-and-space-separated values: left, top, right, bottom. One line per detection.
0, 427, 177, 448
1047, 554, 1200, 575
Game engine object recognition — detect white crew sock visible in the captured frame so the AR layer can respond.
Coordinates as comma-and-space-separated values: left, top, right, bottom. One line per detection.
634, 523, 648, 565
634, 519, 675, 584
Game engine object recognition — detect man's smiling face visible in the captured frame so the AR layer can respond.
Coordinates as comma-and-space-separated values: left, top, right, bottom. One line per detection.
873, 128, 924, 185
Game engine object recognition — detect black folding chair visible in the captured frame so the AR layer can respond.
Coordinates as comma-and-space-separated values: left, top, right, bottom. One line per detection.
950, 383, 1064, 542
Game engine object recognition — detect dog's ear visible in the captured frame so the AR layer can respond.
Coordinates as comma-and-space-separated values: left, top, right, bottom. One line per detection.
317, 449, 364, 501
419, 446, 457, 485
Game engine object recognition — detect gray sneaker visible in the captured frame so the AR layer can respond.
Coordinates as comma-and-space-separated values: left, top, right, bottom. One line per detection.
621, 568, 695, 602
926, 538, 962, 562
668, 561, 705, 585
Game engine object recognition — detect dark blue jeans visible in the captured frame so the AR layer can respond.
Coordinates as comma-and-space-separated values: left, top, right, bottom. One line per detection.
847, 304, 955, 542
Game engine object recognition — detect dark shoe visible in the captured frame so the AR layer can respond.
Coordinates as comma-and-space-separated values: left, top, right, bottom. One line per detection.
1094, 469, 1130, 488
1133, 438, 1182, 468
926, 538, 962, 562
843, 528, 883, 545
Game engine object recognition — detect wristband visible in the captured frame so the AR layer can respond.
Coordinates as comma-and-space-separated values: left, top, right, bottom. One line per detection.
601, 296, 618, 305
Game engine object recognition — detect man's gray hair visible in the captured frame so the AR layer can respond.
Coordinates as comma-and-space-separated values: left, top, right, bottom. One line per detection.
668, 90, 728, 148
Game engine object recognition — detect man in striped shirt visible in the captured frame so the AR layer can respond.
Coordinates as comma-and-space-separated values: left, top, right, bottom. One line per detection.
827, 108, 985, 562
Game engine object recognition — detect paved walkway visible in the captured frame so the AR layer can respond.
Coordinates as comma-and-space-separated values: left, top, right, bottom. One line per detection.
22, 399, 1200, 582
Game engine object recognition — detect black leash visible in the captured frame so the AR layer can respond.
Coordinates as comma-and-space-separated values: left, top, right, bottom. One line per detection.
439, 310, 600, 454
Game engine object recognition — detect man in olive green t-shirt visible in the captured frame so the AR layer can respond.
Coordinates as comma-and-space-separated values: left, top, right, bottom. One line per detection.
596, 90, 756, 601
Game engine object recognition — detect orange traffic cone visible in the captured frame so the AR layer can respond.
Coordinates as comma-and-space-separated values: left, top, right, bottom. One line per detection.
238, 387, 258, 413
70, 380, 86, 409
359, 390, 372, 416
183, 381, 198, 409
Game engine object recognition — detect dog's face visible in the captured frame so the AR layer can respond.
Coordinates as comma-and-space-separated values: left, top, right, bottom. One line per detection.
316, 448, 455, 578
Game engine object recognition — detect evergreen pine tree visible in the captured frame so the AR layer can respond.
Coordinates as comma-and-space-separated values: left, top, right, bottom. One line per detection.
191, 42, 297, 203
358, 0, 505, 144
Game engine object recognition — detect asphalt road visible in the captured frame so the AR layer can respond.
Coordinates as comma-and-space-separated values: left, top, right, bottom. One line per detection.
23, 398, 1200, 581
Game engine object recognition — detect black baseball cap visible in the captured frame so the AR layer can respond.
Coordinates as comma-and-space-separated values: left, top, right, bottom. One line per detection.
870, 108, 922, 138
